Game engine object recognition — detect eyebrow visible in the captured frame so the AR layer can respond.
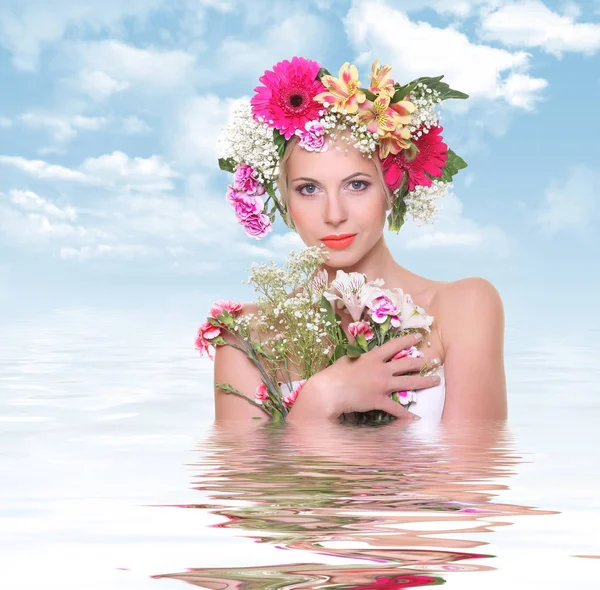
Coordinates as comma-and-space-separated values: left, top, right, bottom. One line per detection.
291, 172, 373, 183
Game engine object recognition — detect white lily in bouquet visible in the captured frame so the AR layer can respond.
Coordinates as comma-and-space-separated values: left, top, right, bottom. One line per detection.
320, 269, 436, 423
196, 246, 438, 423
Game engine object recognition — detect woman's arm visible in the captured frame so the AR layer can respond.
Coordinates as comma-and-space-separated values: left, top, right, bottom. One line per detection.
213, 303, 269, 421
439, 277, 507, 421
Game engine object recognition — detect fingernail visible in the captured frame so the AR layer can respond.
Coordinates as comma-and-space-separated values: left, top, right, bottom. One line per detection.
432, 375, 441, 383
414, 333, 423, 342
431, 357, 441, 366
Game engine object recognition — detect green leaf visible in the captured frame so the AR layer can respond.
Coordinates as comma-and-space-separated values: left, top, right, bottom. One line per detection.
440, 148, 468, 182
346, 344, 365, 359
332, 344, 346, 362
410, 75, 469, 101
251, 341, 276, 360
273, 129, 287, 160
391, 81, 420, 103
360, 87, 377, 102
218, 157, 236, 173
387, 175, 408, 233
215, 382, 266, 410
317, 67, 331, 79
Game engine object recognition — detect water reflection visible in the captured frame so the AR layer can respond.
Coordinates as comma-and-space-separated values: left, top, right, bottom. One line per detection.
155, 421, 556, 589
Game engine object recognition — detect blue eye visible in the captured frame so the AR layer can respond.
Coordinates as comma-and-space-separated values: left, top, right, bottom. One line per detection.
348, 180, 370, 191
297, 183, 318, 196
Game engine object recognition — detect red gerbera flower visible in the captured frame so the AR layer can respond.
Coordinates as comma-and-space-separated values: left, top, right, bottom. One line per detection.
380, 125, 449, 193
251, 56, 326, 140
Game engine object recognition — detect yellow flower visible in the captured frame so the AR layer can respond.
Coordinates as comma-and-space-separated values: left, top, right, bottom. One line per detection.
379, 127, 413, 158
357, 94, 402, 136
314, 62, 366, 114
369, 59, 395, 97
377, 98, 416, 157
389, 99, 415, 125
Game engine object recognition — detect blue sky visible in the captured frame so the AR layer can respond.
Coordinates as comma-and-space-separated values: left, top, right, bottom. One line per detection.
0, 0, 599, 316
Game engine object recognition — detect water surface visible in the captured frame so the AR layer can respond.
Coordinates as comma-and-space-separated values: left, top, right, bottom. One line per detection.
1, 300, 599, 589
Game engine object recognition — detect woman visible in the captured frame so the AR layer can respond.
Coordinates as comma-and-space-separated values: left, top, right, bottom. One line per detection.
212, 57, 507, 423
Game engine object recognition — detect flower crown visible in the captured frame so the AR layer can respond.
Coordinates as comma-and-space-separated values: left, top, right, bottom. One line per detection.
218, 56, 468, 240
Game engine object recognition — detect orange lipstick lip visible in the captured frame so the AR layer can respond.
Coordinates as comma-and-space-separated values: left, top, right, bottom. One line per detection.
321, 234, 356, 249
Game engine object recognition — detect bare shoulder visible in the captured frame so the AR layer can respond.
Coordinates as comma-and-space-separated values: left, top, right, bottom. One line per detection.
433, 277, 507, 420
436, 277, 504, 331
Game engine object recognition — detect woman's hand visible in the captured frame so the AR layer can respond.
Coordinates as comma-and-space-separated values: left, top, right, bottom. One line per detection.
287, 333, 441, 422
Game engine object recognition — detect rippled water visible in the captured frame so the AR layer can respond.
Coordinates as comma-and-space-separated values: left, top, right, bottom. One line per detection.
1, 301, 599, 589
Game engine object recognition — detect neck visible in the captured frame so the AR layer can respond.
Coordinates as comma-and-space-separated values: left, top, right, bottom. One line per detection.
321, 235, 403, 284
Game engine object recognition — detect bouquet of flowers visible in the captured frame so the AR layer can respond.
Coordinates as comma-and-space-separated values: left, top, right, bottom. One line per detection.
196, 246, 438, 423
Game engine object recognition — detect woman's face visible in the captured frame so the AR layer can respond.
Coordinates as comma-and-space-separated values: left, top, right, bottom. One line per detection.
286, 140, 389, 267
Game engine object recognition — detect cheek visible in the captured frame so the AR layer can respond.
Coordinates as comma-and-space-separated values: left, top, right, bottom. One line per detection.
287, 199, 313, 233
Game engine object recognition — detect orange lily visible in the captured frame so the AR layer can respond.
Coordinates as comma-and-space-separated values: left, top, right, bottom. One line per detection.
314, 62, 366, 114
357, 94, 402, 136
379, 127, 413, 158
369, 59, 395, 97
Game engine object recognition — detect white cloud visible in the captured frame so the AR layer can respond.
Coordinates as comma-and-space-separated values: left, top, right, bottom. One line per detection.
208, 12, 329, 84
80, 151, 178, 192
0, 116, 11, 128
59, 244, 154, 260
122, 116, 151, 135
74, 40, 196, 91
388, 0, 503, 18
8, 189, 77, 221
170, 94, 237, 167
0, 0, 164, 70
406, 231, 482, 248
397, 192, 511, 256
265, 232, 305, 259
0, 152, 179, 192
78, 69, 130, 101
535, 165, 599, 234
0, 155, 89, 181
479, 0, 600, 56
20, 112, 109, 142
0, 190, 96, 243
344, 0, 548, 110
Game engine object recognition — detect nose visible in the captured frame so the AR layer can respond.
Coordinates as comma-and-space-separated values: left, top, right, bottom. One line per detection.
324, 192, 348, 226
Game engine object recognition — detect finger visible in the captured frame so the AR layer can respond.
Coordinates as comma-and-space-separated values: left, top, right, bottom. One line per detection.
389, 373, 441, 393
388, 356, 424, 376
374, 396, 416, 421
376, 333, 424, 362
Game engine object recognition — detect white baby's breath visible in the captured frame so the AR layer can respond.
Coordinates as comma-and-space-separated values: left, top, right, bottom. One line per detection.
407, 83, 442, 137
218, 101, 280, 183
404, 180, 451, 225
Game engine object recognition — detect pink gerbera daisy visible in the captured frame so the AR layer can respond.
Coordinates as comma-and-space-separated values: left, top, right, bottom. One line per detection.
251, 57, 326, 140
380, 125, 449, 192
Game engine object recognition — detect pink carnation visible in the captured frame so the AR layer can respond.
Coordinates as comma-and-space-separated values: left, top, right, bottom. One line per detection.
195, 320, 222, 360
283, 380, 306, 409
392, 345, 424, 360
295, 121, 327, 152
396, 390, 417, 405
226, 185, 263, 220
242, 212, 272, 239
367, 295, 398, 324
255, 382, 269, 405
209, 299, 244, 319
348, 320, 374, 341
233, 164, 265, 196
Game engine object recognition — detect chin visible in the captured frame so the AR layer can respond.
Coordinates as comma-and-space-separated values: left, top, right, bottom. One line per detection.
320, 249, 365, 270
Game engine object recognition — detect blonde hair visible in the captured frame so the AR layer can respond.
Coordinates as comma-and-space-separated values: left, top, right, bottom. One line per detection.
276, 136, 394, 230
